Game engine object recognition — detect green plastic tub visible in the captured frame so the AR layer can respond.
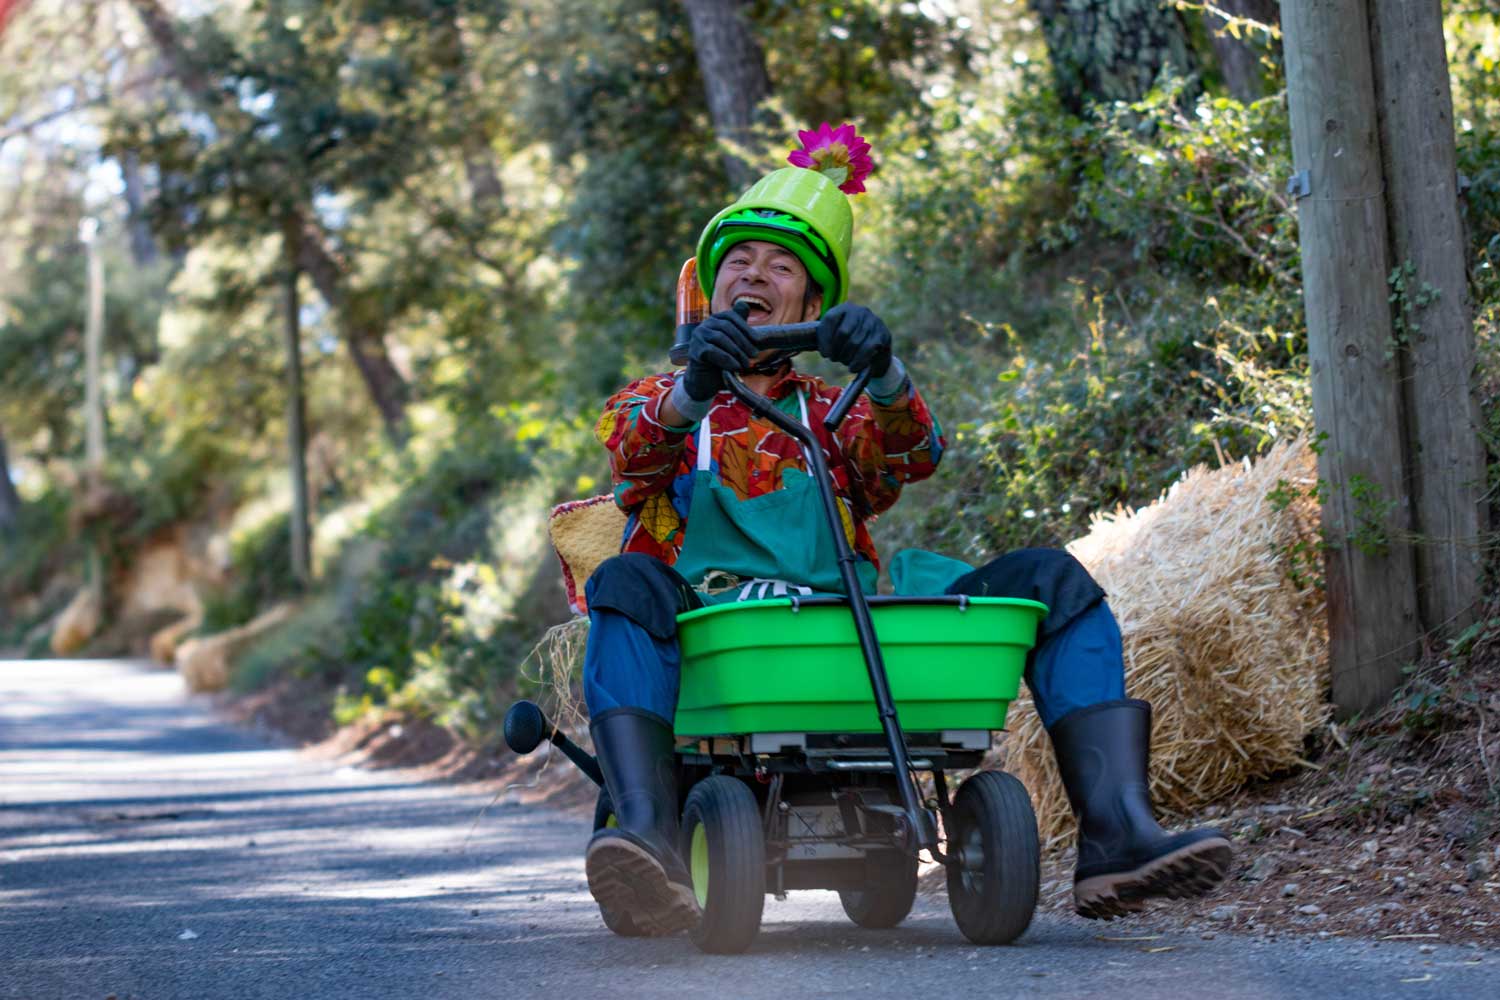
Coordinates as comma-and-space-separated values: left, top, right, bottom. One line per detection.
674, 597, 1047, 736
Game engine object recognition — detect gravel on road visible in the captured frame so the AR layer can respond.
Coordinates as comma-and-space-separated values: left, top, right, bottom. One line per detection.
1, 659, 1493, 1000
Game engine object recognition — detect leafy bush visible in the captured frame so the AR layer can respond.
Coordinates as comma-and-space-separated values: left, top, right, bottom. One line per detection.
2, 487, 71, 583
252, 407, 597, 735
869, 74, 1309, 563
199, 512, 296, 635
0, 488, 78, 639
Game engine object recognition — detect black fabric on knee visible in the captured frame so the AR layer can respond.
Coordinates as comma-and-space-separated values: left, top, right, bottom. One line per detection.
584, 553, 703, 641
945, 547, 1106, 641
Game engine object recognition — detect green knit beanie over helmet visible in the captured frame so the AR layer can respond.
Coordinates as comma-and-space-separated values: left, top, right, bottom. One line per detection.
695, 123, 872, 315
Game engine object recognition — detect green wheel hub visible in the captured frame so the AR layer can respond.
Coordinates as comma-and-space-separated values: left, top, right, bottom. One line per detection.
690, 822, 710, 908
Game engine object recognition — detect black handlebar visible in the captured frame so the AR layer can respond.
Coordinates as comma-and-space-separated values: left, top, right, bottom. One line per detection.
503, 700, 604, 786
824, 368, 871, 432
669, 320, 820, 366
721, 370, 939, 857
668, 317, 872, 430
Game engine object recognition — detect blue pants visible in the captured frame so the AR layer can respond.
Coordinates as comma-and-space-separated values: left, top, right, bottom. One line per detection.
582, 549, 1125, 730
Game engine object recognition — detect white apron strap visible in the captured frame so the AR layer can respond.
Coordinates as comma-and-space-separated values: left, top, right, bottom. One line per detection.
696, 409, 713, 471
699, 388, 809, 473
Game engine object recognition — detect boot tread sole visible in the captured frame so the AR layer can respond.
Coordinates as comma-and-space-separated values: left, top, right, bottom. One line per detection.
1074, 836, 1233, 921
586, 836, 699, 935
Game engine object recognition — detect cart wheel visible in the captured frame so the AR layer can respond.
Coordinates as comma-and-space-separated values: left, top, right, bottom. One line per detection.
839, 849, 918, 929
945, 770, 1039, 945
681, 776, 764, 954
591, 789, 650, 937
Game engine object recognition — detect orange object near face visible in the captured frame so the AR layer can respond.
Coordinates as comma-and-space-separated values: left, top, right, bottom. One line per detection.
675, 258, 709, 331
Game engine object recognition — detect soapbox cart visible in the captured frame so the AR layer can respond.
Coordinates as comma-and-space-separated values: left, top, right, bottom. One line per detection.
505, 325, 1047, 954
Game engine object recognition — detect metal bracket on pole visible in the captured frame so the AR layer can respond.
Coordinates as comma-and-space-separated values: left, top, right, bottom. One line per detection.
1286, 170, 1312, 200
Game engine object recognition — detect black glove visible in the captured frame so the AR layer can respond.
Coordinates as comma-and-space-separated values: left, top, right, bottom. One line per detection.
816, 303, 893, 378
681, 304, 757, 401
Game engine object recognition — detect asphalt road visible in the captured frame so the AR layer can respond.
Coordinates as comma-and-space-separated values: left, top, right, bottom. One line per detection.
1, 658, 1494, 1000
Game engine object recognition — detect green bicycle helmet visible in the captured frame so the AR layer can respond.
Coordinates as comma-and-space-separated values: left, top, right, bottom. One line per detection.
695, 166, 854, 313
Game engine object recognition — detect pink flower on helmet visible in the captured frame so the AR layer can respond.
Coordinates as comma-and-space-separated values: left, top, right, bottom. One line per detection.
787, 121, 873, 195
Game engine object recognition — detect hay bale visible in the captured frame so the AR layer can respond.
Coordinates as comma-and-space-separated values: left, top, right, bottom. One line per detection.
176, 603, 295, 693
1000, 438, 1328, 847
149, 612, 202, 666
49, 586, 101, 655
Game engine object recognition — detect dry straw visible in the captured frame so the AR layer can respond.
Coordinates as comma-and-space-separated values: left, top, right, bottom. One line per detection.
519, 616, 592, 738
996, 437, 1328, 846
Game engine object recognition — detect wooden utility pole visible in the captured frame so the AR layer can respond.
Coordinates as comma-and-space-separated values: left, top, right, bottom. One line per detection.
1368, 0, 1487, 638
81, 218, 107, 478
1282, 0, 1423, 717
282, 226, 311, 586
80, 216, 108, 602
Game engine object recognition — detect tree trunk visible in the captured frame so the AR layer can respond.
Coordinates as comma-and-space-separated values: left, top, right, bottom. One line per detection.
431, 4, 505, 216
1283, 0, 1423, 718
1205, 0, 1280, 102
127, 0, 409, 446
290, 212, 410, 444
682, 0, 771, 190
1368, 0, 1487, 640
128, 0, 213, 97
0, 428, 20, 535
83, 222, 106, 478
120, 153, 161, 265
282, 223, 311, 586
1028, 0, 1200, 115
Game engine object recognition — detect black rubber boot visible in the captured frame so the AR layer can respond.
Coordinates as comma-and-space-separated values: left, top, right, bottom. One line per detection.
1049, 699, 1233, 920
585, 708, 699, 935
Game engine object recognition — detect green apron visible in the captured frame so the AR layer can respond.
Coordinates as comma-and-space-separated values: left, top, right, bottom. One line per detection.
672, 389, 879, 605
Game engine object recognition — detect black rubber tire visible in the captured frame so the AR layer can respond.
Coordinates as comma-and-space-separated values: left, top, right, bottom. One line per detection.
681, 776, 765, 954
945, 769, 1040, 945
839, 850, 919, 929
591, 789, 649, 937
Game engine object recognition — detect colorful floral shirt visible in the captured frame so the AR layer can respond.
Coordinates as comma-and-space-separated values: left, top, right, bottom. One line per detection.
594, 366, 945, 571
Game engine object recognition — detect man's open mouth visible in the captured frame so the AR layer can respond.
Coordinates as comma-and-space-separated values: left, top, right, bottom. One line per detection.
734, 295, 774, 322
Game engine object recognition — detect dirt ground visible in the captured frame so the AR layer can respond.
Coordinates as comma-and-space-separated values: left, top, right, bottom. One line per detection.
222, 673, 599, 813
1020, 629, 1500, 949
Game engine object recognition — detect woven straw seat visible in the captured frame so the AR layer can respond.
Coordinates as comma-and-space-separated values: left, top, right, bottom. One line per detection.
549, 494, 628, 613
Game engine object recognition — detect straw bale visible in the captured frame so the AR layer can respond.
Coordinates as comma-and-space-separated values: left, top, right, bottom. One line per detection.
149, 611, 203, 665
998, 438, 1328, 846
176, 603, 295, 693
49, 585, 101, 655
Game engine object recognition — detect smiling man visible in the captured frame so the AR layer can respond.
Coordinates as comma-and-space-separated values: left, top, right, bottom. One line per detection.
580, 124, 1232, 936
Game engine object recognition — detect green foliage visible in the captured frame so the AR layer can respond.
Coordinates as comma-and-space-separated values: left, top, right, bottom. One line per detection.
1266, 476, 1329, 591
1386, 259, 1443, 356
1344, 473, 1399, 558
200, 512, 297, 635
752, 0, 973, 133
6, 0, 1500, 760
869, 70, 1309, 560
0, 235, 170, 459
0, 489, 77, 636
232, 593, 343, 694
259, 408, 596, 734
1396, 658, 1479, 739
